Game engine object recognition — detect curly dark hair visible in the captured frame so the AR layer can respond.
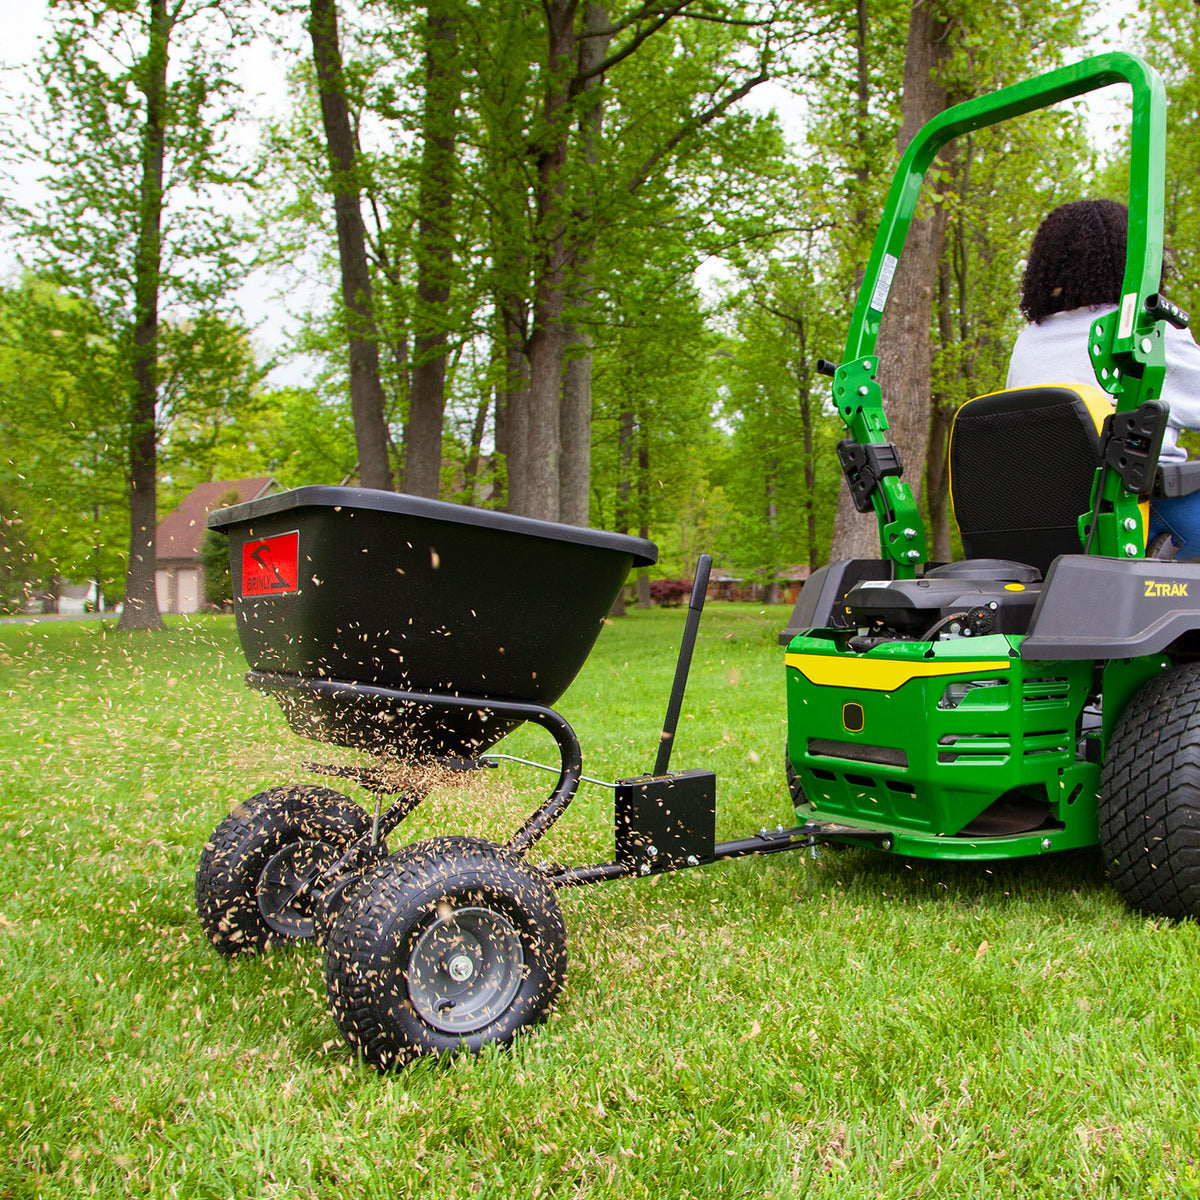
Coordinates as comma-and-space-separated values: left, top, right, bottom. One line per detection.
1019, 199, 1128, 324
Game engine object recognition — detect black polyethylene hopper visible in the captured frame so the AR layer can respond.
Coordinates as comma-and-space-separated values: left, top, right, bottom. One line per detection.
210, 486, 658, 759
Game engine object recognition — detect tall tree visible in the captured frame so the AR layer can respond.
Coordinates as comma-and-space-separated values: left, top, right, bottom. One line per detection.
4, 0, 255, 628
1129, 0, 1200, 320
827, 0, 1090, 561
829, 0, 953, 560
725, 243, 844, 584
559, 1, 613, 528
406, 0, 462, 498
497, 0, 784, 523
308, 0, 393, 491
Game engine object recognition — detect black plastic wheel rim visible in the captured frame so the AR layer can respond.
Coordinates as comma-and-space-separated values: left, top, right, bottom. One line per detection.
257, 840, 341, 938
406, 906, 525, 1035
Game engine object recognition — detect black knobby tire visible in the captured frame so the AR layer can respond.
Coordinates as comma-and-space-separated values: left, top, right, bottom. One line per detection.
196, 785, 372, 955
324, 836, 567, 1070
785, 742, 809, 808
1100, 662, 1200, 920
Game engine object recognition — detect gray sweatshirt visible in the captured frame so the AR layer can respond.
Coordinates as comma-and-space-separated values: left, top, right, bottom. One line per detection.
1005, 305, 1200, 462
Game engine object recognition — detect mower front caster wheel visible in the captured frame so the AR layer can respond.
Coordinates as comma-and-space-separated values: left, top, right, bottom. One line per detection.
196, 785, 373, 955
1101, 663, 1200, 920
323, 836, 567, 1070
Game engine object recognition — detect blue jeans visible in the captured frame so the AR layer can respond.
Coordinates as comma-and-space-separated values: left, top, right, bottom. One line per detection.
1148, 493, 1200, 559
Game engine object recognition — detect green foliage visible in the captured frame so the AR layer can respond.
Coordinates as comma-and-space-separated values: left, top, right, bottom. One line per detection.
0, 498, 39, 614
200, 530, 231, 606
589, 263, 721, 575
0, 0, 1157, 580
1124, 1, 1200, 319
0, 0, 259, 619
927, 0, 1096, 403
0, 280, 128, 602
157, 317, 270, 494
719, 240, 846, 581
5, 1, 255, 329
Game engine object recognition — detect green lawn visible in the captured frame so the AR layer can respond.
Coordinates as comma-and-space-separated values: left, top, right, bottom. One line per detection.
1, 608, 1198, 1198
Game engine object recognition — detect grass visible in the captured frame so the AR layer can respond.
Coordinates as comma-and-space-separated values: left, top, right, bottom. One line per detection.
1, 606, 1199, 1198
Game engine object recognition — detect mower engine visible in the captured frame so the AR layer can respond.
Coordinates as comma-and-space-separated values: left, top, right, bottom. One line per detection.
842, 559, 1042, 643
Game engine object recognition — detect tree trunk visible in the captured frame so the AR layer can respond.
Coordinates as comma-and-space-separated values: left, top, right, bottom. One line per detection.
560, 344, 591, 525
610, 405, 634, 617
928, 245, 957, 560
309, 0, 392, 492
463, 392, 490, 505
559, 1, 610, 528
521, 0, 577, 521
851, 0, 871, 240
636, 432, 650, 608
407, 2, 459, 499
495, 305, 530, 513
764, 455, 780, 605
926, 400, 954, 560
792, 310, 818, 571
119, 0, 169, 631
829, 0, 952, 563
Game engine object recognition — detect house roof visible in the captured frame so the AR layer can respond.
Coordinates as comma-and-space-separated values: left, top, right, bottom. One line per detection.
156, 477, 276, 561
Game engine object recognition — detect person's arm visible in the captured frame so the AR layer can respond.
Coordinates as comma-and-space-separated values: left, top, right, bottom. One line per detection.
1159, 322, 1200, 461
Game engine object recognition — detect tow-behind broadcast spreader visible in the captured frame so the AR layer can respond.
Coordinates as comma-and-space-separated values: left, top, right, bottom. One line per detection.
198, 52, 1200, 1069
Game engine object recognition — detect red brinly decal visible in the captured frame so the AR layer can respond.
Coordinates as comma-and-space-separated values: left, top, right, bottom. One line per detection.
242, 531, 300, 596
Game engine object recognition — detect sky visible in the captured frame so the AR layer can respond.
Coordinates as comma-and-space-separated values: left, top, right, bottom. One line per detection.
1, 1, 1132, 388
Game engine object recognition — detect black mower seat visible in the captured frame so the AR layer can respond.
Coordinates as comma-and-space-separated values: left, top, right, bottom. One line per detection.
840, 385, 1111, 640
949, 383, 1111, 576
781, 386, 1123, 645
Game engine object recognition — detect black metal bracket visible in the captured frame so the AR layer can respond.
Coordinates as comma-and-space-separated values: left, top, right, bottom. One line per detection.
1100, 399, 1169, 495
837, 439, 903, 514
615, 769, 716, 870
542, 818, 899, 889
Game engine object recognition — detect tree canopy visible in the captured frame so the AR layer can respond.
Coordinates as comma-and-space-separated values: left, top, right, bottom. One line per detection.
1, 0, 1186, 615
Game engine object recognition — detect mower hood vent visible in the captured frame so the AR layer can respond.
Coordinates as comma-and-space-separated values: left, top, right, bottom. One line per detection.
937, 732, 1011, 765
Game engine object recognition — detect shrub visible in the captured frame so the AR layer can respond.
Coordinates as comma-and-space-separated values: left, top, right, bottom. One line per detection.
650, 578, 691, 607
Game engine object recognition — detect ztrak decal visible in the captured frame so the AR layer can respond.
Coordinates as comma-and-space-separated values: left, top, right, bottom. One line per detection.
1144, 580, 1189, 598
242, 531, 300, 596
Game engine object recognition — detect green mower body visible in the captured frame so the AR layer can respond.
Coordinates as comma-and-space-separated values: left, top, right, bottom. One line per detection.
784, 53, 1200, 902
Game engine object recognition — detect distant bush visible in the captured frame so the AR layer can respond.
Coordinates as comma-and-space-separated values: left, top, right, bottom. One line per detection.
650, 578, 691, 607
200, 528, 231, 607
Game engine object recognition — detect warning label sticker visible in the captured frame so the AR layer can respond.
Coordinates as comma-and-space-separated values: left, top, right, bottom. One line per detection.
870, 253, 899, 313
241, 531, 300, 596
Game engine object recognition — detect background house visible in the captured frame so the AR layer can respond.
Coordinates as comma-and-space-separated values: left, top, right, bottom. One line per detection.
706, 564, 810, 605
155, 477, 277, 614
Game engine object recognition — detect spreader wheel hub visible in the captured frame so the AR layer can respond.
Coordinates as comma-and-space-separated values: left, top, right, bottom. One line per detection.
406, 905, 525, 1035
447, 952, 476, 982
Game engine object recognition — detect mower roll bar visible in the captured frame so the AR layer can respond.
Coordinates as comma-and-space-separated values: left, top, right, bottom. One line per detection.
835, 52, 1169, 575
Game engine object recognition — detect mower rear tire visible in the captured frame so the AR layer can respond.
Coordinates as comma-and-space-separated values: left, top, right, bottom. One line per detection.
1100, 663, 1200, 920
785, 742, 809, 808
324, 836, 567, 1070
196, 785, 371, 955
